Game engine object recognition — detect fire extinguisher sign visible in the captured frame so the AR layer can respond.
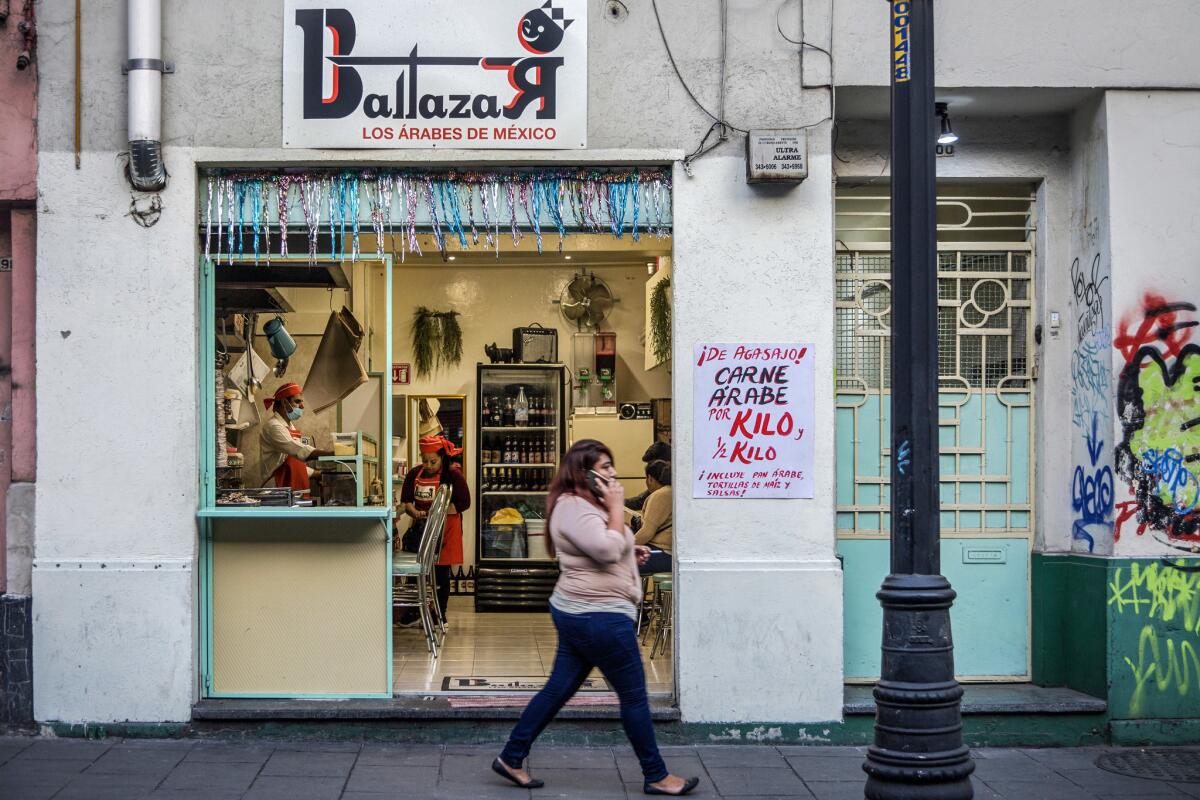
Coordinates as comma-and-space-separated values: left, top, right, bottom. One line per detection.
392, 363, 411, 385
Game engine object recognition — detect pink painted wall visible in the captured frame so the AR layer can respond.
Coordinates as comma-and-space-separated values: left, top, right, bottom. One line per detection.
0, 4, 37, 203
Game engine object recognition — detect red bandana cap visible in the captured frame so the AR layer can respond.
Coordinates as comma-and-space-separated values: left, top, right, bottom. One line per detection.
264, 382, 302, 410
419, 434, 462, 457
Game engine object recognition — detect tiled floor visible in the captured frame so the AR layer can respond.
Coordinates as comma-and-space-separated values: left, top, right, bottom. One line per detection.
392, 596, 674, 695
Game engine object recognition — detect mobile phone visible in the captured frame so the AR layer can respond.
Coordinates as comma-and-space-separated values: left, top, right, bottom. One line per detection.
586, 469, 609, 499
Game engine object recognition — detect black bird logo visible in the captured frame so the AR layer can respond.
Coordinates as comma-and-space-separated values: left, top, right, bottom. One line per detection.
518, 1, 574, 54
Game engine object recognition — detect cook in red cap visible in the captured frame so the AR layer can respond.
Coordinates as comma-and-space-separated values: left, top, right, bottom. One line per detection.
259, 383, 331, 492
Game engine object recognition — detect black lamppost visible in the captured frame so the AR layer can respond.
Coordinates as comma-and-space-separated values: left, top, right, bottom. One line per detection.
861, 2, 974, 798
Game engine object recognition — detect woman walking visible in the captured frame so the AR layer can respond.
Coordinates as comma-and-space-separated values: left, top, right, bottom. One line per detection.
492, 439, 699, 796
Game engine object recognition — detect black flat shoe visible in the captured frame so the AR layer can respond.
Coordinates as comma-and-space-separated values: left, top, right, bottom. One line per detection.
644, 776, 700, 795
492, 757, 545, 789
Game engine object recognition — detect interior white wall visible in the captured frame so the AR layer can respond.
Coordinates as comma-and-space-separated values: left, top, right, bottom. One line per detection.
834, 0, 1200, 90
1104, 90, 1200, 558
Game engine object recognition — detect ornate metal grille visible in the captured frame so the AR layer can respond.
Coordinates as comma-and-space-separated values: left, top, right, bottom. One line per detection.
835, 190, 1036, 536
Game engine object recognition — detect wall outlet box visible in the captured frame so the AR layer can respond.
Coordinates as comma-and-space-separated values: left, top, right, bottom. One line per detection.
746, 129, 808, 184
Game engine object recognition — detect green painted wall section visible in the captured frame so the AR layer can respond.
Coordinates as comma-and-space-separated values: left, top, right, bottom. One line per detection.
1031, 554, 1108, 699
840, 538, 1029, 678
1032, 552, 1200, 722
1107, 556, 1200, 720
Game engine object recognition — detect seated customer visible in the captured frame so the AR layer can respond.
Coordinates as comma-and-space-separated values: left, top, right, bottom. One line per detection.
635, 460, 672, 575
625, 441, 671, 512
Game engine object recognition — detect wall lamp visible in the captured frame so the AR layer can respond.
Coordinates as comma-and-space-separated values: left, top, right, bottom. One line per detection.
936, 102, 959, 145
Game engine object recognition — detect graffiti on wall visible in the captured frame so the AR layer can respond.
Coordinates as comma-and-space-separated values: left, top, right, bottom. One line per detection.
1114, 294, 1200, 549
1110, 560, 1200, 717
1069, 239, 1112, 552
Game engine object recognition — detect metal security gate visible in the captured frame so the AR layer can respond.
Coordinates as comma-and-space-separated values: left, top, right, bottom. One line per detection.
835, 186, 1036, 680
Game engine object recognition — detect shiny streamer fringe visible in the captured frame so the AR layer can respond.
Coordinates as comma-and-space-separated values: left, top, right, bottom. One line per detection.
201, 169, 673, 265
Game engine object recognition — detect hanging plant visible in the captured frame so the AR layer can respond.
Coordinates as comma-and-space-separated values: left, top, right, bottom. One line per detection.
436, 310, 463, 369
650, 277, 672, 366
411, 307, 463, 377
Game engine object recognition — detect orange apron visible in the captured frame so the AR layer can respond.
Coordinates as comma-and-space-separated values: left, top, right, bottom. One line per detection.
271, 426, 310, 493
411, 469, 463, 566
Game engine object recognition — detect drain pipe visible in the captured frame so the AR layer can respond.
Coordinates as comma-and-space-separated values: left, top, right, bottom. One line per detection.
126, 0, 165, 191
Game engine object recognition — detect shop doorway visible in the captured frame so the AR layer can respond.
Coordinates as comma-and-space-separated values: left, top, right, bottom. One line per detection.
834, 182, 1038, 681
387, 232, 674, 698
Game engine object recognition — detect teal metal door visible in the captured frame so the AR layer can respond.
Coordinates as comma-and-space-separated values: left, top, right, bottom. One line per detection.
835, 187, 1036, 680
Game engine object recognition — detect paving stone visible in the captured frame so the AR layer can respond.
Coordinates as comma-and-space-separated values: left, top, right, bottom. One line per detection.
529, 746, 617, 769
777, 746, 866, 757
15, 738, 117, 760
696, 745, 792, 768
87, 745, 190, 775
259, 748, 357, 777
971, 755, 1059, 782
184, 741, 276, 763
806, 781, 871, 800
243, 775, 347, 800
147, 791, 245, 800
159, 760, 263, 792
983, 778, 1101, 799
0, 769, 79, 800
968, 778, 1007, 800
1169, 783, 1200, 799
1059, 766, 1192, 794
785, 755, 871, 781
52, 770, 163, 800
1020, 747, 1113, 771
705, 765, 812, 796
345, 764, 439, 793
357, 742, 443, 766
426, 784, 533, 800
0, 738, 33, 766
518, 767, 631, 798
0, 756, 93, 779
1093, 793, 1191, 800
617, 753, 704, 783
273, 740, 362, 753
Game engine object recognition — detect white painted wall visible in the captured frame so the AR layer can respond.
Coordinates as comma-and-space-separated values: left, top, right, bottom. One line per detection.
672, 149, 842, 723
834, 0, 1200, 90
1105, 91, 1200, 557
1065, 97, 1115, 556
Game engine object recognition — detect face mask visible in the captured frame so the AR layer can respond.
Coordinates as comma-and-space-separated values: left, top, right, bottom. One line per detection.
286, 407, 303, 421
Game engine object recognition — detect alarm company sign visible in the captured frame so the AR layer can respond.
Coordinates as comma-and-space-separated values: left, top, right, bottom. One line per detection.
283, 0, 587, 149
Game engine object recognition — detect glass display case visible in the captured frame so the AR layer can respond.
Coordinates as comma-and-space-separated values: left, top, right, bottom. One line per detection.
474, 363, 567, 611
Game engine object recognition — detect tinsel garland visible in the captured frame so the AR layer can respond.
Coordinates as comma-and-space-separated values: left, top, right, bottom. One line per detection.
201, 168, 673, 265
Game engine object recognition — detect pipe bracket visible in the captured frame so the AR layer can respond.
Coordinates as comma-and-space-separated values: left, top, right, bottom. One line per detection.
122, 58, 174, 75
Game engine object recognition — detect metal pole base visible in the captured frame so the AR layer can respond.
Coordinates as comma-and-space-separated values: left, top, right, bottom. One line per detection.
863, 574, 975, 800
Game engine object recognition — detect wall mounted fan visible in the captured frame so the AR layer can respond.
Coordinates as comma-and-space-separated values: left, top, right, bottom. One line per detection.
557, 271, 616, 330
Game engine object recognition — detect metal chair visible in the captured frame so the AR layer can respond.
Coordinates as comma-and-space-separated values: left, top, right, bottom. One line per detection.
649, 575, 673, 659
393, 486, 450, 656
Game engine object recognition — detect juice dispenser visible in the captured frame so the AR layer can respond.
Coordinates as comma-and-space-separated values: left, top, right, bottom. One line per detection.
594, 332, 617, 412
571, 332, 596, 411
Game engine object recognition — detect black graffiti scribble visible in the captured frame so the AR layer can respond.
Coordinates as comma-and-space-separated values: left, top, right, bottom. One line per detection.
1072, 253, 1109, 343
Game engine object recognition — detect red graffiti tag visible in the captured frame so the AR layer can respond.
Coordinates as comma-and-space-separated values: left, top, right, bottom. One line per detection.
1114, 293, 1198, 365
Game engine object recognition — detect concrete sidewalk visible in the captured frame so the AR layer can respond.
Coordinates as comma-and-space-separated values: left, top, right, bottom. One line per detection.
2, 736, 1198, 799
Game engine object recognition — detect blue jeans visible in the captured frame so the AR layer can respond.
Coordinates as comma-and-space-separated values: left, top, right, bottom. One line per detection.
500, 606, 668, 783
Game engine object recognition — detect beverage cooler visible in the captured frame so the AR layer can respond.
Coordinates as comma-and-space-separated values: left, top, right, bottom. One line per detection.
474, 363, 567, 611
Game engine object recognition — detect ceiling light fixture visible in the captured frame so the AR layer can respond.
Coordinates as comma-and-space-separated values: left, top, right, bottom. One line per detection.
936, 102, 959, 145
564, 255, 572, 260
447, 255, 456, 261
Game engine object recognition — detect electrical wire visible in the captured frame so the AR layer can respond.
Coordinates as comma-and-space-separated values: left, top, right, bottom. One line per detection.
650, 0, 745, 134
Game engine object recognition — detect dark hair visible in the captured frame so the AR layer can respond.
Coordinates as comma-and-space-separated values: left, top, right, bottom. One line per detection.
545, 439, 614, 557
642, 441, 671, 463
418, 446, 456, 486
645, 459, 671, 487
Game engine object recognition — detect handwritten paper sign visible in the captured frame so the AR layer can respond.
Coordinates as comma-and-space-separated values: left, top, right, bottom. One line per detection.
693, 343, 814, 499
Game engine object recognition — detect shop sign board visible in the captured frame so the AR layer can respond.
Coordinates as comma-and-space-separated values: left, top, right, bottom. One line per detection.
692, 343, 814, 499
283, 1, 587, 149
391, 363, 411, 385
